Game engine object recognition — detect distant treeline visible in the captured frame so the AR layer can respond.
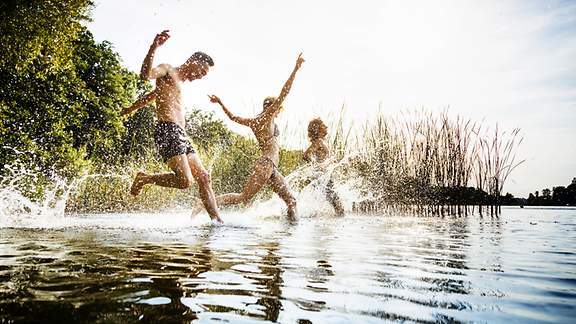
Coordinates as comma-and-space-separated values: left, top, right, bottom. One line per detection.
499, 179, 576, 207
352, 181, 576, 215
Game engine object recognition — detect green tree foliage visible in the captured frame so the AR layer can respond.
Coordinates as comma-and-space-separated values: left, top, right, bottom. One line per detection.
210, 135, 260, 194
69, 30, 141, 165
186, 109, 232, 153
0, 0, 92, 71
0, 1, 145, 175
279, 148, 303, 176
122, 102, 156, 163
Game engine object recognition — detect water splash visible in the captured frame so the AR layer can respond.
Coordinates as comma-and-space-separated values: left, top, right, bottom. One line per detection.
0, 160, 68, 227
1, 146, 372, 227
0, 157, 130, 228
247, 154, 371, 219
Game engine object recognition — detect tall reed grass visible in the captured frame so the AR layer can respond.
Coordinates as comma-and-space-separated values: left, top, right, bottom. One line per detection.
334, 109, 523, 216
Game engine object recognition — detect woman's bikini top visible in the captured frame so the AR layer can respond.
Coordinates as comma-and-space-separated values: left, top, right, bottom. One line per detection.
257, 123, 280, 149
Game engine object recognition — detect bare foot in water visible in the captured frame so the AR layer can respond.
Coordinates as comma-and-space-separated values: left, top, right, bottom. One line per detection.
130, 172, 148, 196
191, 198, 224, 224
334, 204, 345, 217
190, 198, 204, 218
287, 207, 298, 224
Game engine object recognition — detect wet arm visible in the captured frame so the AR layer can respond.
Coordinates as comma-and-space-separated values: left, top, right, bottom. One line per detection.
218, 101, 252, 126
303, 146, 313, 162
140, 30, 170, 80
140, 44, 157, 80
141, 57, 170, 81
209, 95, 252, 126
266, 54, 305, 117
121, 90, 156, 116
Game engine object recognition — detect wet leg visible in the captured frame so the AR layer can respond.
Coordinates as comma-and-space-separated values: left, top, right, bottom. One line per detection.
325, 179, 344, 216
187, 153, 222, 223
130, 155, 193, 196
215, 159, 273, 208
268, 170, 297, 222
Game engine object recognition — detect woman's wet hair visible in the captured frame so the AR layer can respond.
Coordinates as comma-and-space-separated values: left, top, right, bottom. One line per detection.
263, 96, 283, 112
263, 96, 276, 108
189, 51, 214, 66
308, 118, 328, 140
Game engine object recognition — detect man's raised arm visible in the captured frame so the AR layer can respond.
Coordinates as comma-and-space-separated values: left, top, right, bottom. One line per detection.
140, 30, 170, 80
121, 90, 156, 116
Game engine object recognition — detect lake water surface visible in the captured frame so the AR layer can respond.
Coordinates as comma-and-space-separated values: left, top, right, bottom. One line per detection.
1, 207, 575, 323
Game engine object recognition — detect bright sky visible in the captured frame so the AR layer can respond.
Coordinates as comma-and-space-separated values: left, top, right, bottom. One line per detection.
86, 0, 576, 197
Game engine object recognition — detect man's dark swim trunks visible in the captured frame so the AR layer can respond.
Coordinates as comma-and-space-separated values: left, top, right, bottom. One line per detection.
154, 121, 195, 162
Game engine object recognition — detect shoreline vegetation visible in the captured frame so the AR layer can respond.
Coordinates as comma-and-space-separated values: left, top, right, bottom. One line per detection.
1, 1, 574, 217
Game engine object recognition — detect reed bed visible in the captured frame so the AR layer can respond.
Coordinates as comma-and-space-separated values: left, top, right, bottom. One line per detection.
346, 109, 523, 216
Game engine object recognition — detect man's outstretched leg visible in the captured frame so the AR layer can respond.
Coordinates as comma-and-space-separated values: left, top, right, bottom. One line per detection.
130, 154, 193, 195
130, 153, 222, 223
187, 153, 223, 223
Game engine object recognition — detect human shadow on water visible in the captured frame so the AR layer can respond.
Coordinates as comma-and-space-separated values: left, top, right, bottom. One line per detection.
249, 221, 336, 323
253, 239, 284, 321
297, 222, 334, 314
237, 221, 293, 321
134, 223, 297, 322
126, 225, 219, 323
193, 220, 293, 322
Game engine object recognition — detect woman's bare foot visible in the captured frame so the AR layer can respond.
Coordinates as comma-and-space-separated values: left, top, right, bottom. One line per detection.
287, 206, 298, 224
130, 172, 148, 196
334, 203, 345, 217
190, 198, 204, 218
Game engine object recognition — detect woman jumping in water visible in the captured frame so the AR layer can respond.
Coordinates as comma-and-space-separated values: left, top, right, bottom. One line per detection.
201, 53, 305, 221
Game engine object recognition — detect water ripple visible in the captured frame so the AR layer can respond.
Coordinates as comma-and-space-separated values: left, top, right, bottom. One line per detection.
0, 208, 575, 322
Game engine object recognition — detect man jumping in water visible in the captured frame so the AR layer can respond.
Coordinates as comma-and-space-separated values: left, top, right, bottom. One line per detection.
121, 30, 223, 223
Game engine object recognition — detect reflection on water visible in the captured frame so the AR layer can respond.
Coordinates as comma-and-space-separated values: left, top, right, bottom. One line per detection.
1, 208, 575, 323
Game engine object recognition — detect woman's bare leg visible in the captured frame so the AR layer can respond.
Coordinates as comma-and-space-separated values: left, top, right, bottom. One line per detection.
268, 170, 297, 222
325, 179, 344, 216
216, 158, 274, 207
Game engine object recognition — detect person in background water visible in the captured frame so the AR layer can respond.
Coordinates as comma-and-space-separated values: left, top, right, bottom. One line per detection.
303, 118, 345, 216
121, 30, 223, 224
199, 53, 305, 222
